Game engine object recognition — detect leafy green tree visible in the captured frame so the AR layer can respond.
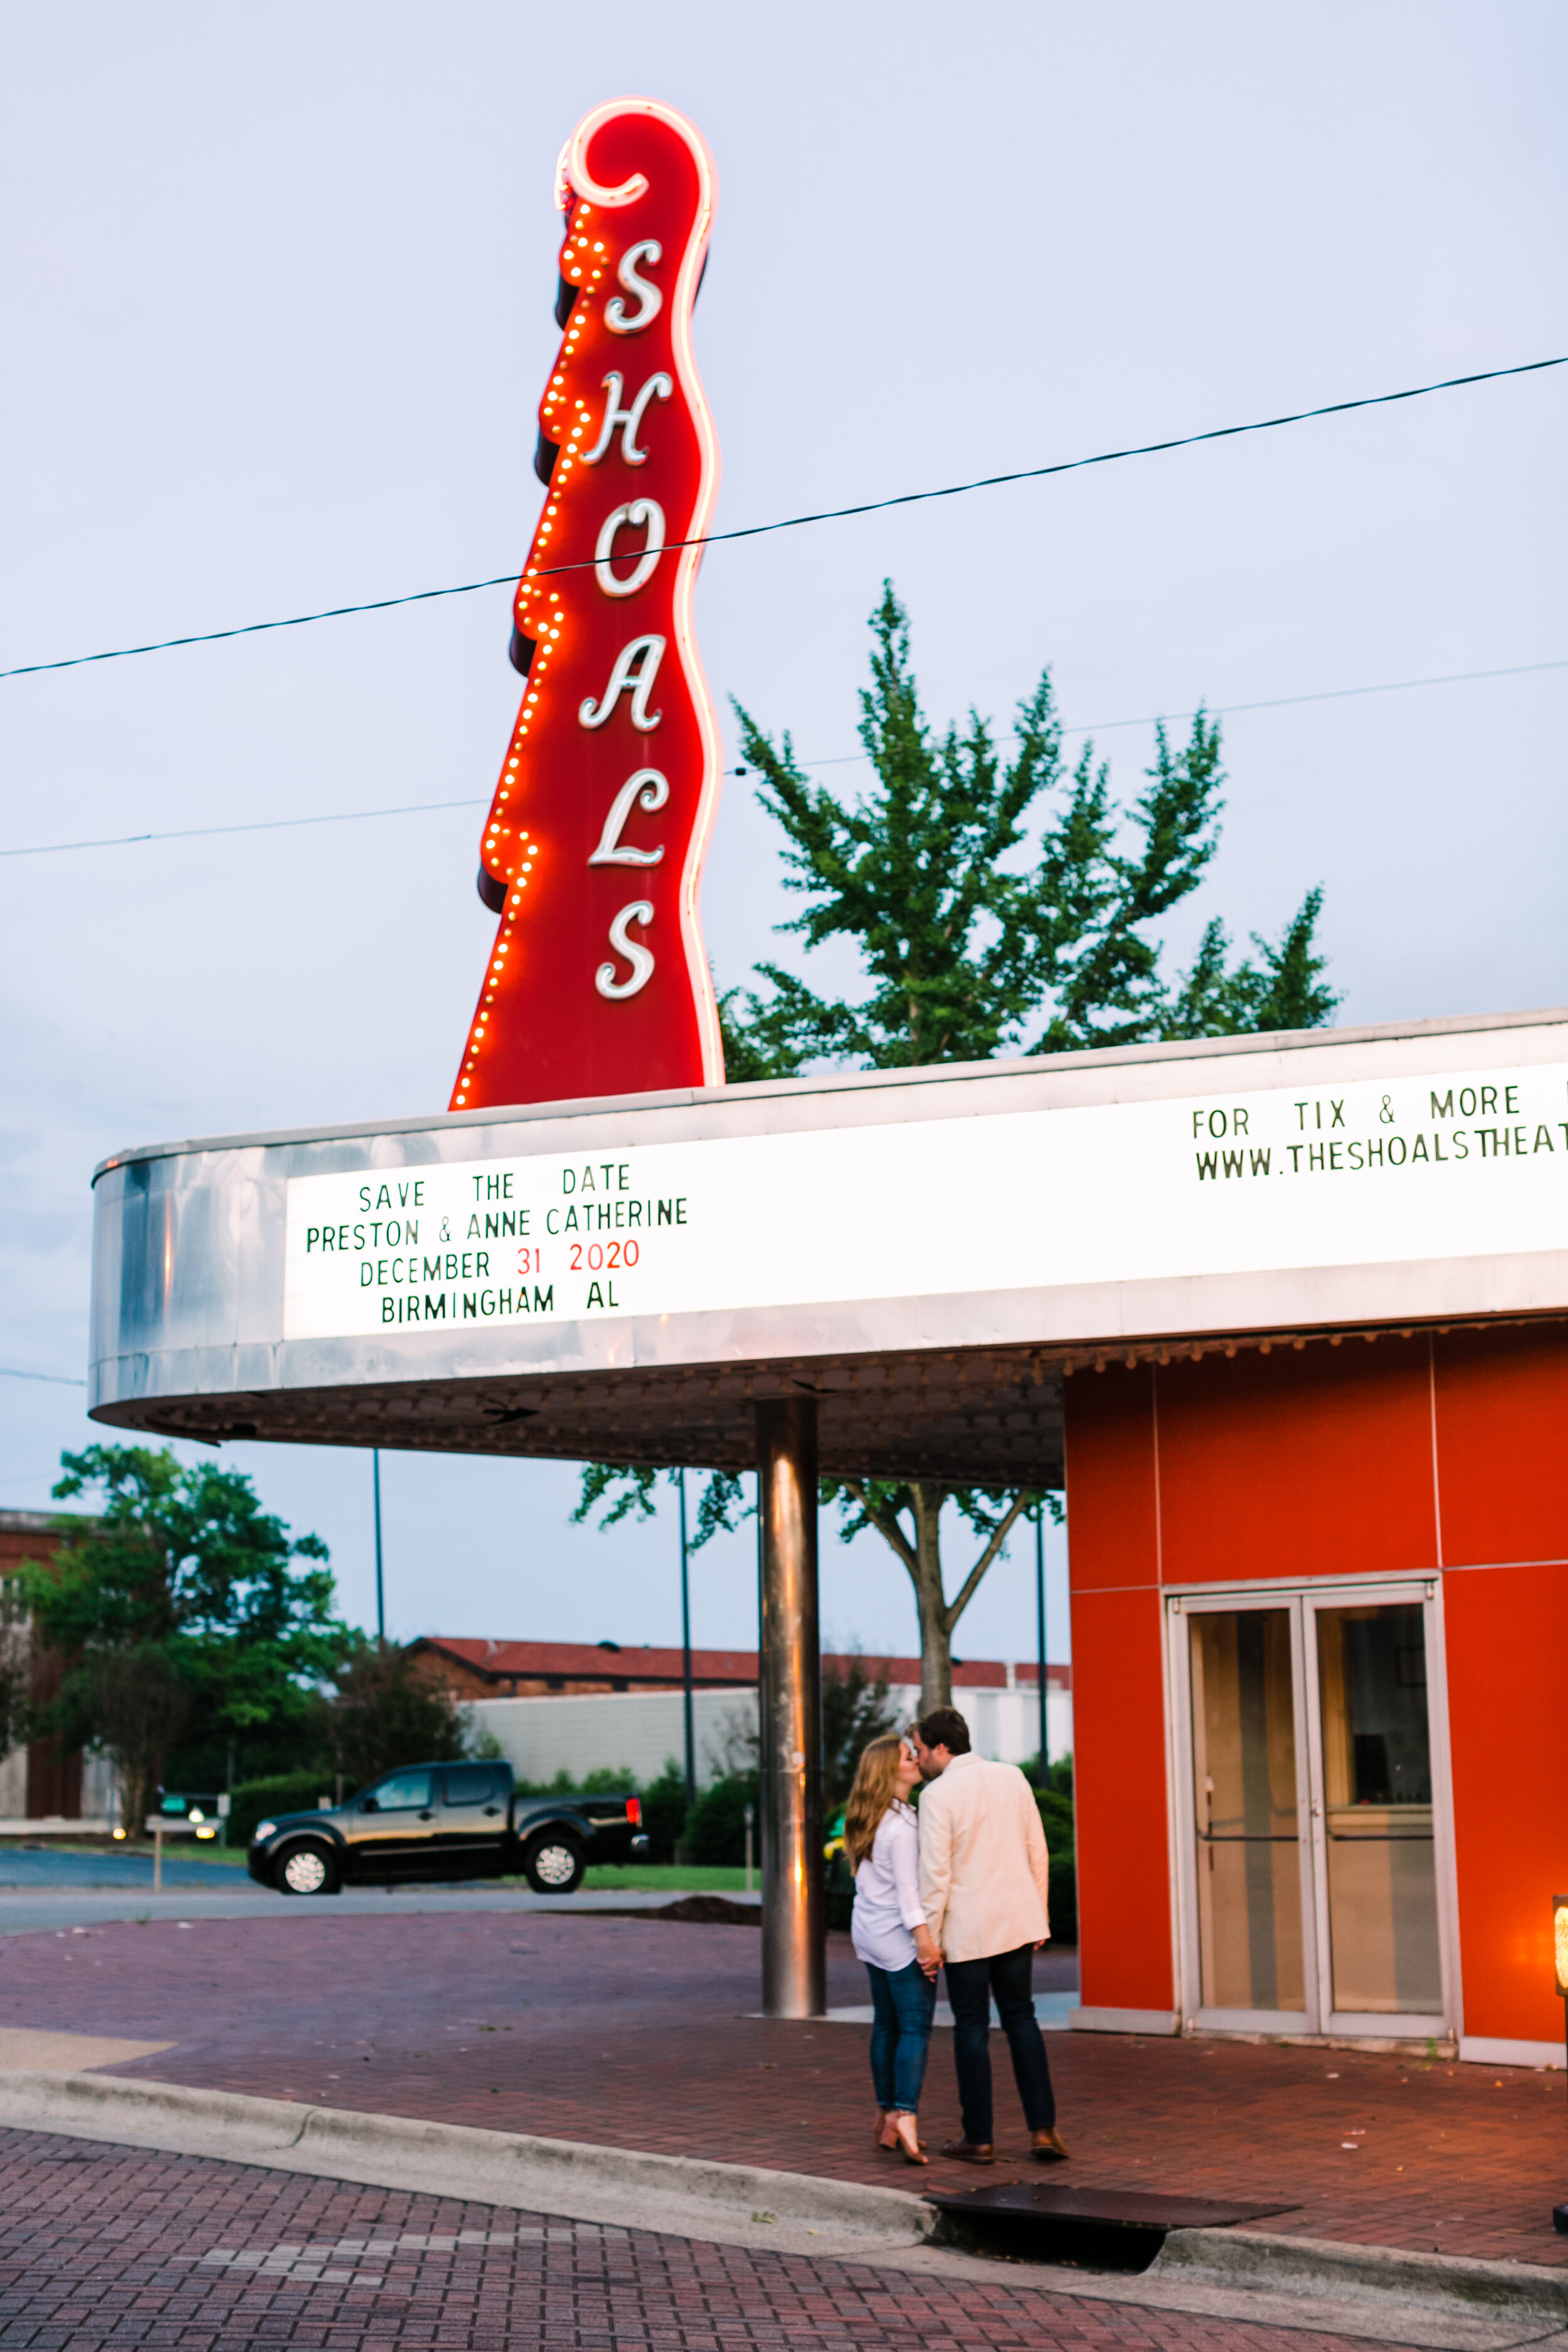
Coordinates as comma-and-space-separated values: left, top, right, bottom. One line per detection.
584, 585, 1338, 1707
316, 1637, 470, 1791
14, 1444, 347, 1830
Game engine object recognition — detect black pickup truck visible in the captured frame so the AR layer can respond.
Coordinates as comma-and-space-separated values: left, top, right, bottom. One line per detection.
246, 1760, 647, 1896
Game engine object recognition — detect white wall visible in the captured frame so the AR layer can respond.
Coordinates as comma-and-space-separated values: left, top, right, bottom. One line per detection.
467, 1688, 758, 1792
468, 1678, 1073, 1791
883, 1685, 1073, 1769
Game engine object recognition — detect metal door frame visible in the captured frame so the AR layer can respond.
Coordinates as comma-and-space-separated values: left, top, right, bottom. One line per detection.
1166, 1575, 1460, 2042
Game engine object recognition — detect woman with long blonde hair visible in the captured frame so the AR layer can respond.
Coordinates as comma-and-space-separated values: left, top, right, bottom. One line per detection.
846, 1733, 941, 2164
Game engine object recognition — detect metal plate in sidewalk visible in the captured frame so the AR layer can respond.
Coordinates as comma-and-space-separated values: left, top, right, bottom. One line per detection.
926, 2181, 1297, 2230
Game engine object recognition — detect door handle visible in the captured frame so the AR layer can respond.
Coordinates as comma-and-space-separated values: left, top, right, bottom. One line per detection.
484, 1806, 502, 1816
419, 1810, 433, 1820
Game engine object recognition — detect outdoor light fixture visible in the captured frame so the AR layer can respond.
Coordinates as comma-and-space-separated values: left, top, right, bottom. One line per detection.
1553, 1895, 1568, 2233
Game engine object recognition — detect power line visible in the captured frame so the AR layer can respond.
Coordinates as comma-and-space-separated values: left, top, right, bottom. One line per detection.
0, 795, 485, 862
0, 653, 1559, 862
770, 655, 1568, 773
0, 1366, 85, 1387
1, 354, 1560, 684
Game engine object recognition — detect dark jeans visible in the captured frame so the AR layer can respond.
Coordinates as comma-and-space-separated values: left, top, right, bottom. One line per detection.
943, 1942, 1055, 2146
866, 1958, 936, 2112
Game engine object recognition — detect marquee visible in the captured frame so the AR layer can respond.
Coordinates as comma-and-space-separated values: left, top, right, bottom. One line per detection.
88, 1009, 1568, 1480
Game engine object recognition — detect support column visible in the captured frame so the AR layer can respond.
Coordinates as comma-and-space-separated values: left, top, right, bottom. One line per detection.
756, 1397, 825, 2018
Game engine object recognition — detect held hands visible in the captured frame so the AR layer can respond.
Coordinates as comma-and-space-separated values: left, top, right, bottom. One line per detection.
913, 1924, 942, 1981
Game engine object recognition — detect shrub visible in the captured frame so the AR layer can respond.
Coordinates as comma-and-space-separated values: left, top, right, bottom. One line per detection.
228, 1771, 335, 1849
685, 1771, 758, 1866
512, 1764, 635, 1797
1032, 1754, 1076, 1944
640, 1761, 689, 1864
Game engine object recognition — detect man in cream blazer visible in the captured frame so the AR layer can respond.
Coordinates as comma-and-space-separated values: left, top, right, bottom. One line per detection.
914, 1705, 1068, 2165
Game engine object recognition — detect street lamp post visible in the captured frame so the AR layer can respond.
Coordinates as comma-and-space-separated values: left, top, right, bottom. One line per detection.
373, 1450, 386, 1642
679, 1468, 696, 1809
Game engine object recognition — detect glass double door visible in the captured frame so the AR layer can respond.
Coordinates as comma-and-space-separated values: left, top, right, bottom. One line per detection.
1173, 1585, 1451, 2037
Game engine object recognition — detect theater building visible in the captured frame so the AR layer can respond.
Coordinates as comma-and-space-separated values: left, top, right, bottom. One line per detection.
1067, 1320, 1567, 2064
86, 1004, 1568, 2042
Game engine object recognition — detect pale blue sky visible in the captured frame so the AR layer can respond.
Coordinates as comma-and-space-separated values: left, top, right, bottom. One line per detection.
0, 1, 1561, 1661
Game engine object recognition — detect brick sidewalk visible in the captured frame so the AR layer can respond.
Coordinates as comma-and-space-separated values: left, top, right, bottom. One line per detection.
3, 1910, 1565, 2270
0, 2126, 1385, 2352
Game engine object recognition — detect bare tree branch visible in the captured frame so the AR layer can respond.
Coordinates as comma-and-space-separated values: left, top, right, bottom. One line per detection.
941, 1490, 1034, 1634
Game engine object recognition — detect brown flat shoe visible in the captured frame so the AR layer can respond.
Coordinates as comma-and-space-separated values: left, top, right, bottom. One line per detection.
938, 2138, 995, 2165
1030, 2127, 1071, 2161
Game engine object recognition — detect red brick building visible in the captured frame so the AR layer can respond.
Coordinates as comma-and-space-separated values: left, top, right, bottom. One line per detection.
408, 1634, 1069, 1708
0, 1509, 88, 1818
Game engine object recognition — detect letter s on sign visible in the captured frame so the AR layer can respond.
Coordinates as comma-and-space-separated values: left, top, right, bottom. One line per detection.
596, 901, 655, 1000
606, 240, 662, 334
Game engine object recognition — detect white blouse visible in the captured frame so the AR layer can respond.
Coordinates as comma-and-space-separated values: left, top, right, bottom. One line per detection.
850, 1799, 926, 1971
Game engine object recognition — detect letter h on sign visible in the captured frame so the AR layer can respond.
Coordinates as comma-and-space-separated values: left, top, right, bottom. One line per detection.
451, 98, 725, 1112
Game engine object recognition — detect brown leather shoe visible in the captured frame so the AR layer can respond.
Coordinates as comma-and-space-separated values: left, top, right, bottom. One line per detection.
1030, 2127, 1070, 2161
939, 2138, 995, 2164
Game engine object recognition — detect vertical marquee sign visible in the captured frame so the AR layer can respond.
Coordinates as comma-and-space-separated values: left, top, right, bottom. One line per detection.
451, 98, 726, 1112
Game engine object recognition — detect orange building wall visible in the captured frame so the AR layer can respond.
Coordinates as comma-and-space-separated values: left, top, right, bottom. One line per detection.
1064, 1368, 1174, 2015
1065, 1322, 1568, 2050
1434, 1327, 1568, 2044
1442, 1560, 1568, 2044
1434, 1325, 1568, 1567
1155, 1337, 1438, 1586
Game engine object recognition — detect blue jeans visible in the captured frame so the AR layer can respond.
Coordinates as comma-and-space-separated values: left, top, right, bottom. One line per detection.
866, 1958, 936, 2111
943, 1943, 1055, 2146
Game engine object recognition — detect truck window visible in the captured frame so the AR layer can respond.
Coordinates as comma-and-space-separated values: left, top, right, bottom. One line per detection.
369, 1769, 433, 1812
442, 1764, 507, 1806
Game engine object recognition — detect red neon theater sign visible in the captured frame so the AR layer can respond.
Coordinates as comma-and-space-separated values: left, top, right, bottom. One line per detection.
451, 98, 725, 1113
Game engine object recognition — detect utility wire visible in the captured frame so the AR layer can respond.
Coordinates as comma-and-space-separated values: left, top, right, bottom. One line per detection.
0, 1366, 85, 1387
0, 654, 1559, 862
766, 655, 1568, 773
1, 354, 1561, 684
0, 795, 485, 861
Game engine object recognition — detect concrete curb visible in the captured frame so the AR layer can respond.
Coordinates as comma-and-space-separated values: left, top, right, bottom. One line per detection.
0, 2073, 936, 2260
1158, 2223, 1568, 2321
2, 2070, 1566, 2342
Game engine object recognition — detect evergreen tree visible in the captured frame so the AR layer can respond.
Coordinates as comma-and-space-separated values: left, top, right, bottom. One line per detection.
585, 585, 1338, 1705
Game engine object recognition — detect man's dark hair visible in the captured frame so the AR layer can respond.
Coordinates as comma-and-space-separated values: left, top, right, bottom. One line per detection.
916, 1705, 971, 1755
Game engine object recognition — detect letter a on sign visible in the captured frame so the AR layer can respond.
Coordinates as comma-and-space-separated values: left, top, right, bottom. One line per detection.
450, 98, 725, 1111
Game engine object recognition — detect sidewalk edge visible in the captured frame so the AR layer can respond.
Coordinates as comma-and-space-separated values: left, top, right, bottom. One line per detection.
1157, 2224, 1568, 2319
2, 2071, 1565, 2329
0, 2072, 936, 2255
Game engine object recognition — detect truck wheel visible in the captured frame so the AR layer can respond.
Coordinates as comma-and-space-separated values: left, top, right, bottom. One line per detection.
275, 1838, 340, 1896
521, 1832, 585, 1893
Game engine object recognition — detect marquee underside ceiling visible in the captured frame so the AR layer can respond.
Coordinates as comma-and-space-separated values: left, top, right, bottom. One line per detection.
91, 1343, 1069, 1485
